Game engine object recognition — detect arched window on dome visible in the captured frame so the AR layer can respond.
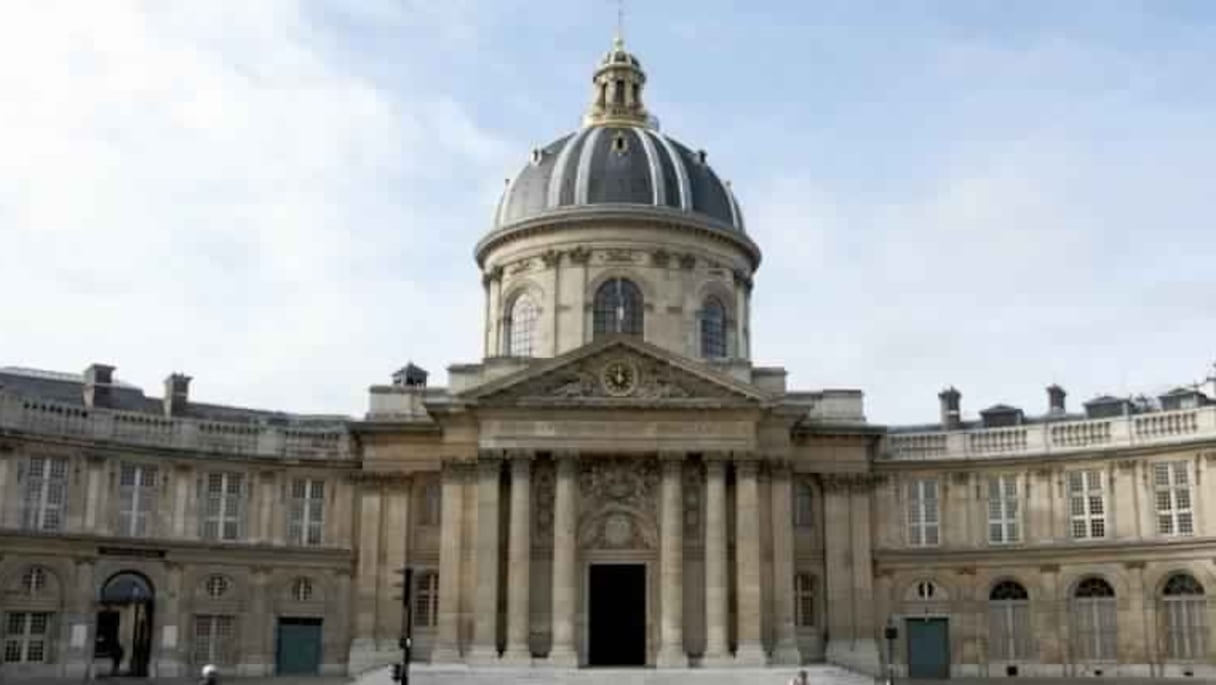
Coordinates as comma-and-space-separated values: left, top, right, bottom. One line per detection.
504, 294, 539, 357
1162, 573, 1206, 660
593, 279, 643, 339
700, 297, 728, 359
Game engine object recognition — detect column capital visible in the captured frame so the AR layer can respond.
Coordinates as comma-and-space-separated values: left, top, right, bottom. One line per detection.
704, 450, 732, 464
477, 448, 506, 462
506, 448, 536, 462
658, 450, 686, 463
735, 459, 760, 477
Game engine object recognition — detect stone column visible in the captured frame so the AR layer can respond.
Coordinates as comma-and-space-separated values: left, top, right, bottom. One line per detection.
770, 462, 801, 664
503, 453, 533, 664
734, 457, 765, 665
703, 456, 731, 665
432, 463, 467, 663
547, 453, 579, 666
377, 477, 411, 650
470, 455, 503, 663
657, 453, 686, 667
823, 474, 881, 675
348, 479, 382, 668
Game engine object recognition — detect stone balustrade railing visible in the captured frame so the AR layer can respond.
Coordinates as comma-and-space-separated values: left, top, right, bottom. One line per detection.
0, 391, 352, 460
884, 405, 1216, 461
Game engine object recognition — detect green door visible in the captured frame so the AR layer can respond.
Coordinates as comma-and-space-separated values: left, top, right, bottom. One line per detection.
906, 617, 950, 679
276, 618, 322, 675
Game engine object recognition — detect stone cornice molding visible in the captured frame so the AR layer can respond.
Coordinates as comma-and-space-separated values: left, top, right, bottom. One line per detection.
819, 472, 881, 493
349, 471, 412, 487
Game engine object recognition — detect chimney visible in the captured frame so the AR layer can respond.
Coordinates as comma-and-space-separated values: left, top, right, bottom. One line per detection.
163, 373, 192, 417
82, 363, 115, 409
1047, 384, 1067, 415
938, 386, 962, 430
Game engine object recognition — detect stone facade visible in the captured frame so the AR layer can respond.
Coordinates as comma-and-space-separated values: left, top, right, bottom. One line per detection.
3, 34, 1216, 683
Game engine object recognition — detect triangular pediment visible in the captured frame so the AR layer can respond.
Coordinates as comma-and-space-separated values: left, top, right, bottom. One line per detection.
460, 337, 772, 407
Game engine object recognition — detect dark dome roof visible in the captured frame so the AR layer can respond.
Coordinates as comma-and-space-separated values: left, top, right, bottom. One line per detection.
493, 125, 746, 233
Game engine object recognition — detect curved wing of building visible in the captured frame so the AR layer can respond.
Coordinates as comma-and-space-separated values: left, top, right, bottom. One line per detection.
2, 31, 1215, 685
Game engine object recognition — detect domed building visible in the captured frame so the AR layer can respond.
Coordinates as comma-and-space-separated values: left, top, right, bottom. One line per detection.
2, 33, 1216, 685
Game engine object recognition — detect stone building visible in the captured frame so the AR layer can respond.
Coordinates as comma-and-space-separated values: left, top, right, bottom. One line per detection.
3, 36, 1216, 681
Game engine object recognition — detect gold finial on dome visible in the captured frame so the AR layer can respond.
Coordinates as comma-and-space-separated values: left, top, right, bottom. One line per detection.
583, 21, 650, 128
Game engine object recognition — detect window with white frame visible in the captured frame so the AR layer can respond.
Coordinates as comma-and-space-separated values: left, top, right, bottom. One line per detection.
193, 614, 236, 665
3, 612, 52, 663
118, 463, 158, 537
794, 573, 816, 627
1154, 461, 1194, 536
419, 481, 441, 526
288, 478, 325, 546
414, 571, 439, 628
1068, 470, 1107, 539
291, 577, 314, 603
987, 475, 1020, 544
793, 480, 814, 528
699, 296, 729, 359
1162, 573, 1207, 660
988, 581, 1033, 660
21, 456, 68, 532
20, 567, 47, 597
906, 479, 940, 547
201, 472, 244, 541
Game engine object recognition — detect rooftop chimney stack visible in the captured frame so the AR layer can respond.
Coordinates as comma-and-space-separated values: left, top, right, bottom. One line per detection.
163, 373, 192, 417
939, 386, 962, 430
82, 363, 115, 409
1047, 384, 1067, 415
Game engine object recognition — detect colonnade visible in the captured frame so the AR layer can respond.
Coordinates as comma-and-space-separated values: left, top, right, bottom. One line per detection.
430, 450, 803, 667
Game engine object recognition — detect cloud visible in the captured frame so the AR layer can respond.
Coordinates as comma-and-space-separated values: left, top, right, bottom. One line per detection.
0, 1, 510, 415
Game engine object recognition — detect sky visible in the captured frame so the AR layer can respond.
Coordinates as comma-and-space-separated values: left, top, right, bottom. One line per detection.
2, 1, 1215, 425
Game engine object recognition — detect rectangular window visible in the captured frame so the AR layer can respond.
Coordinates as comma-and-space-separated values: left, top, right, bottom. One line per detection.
414, 571, 439, 628
794, 573, 816, 627
987, 475, 1020, 544
118, 463, 158, 537
3, 612, 52, 663
1068, 470, 1107, 539
906, 479, 940, 547
1155, 462, 1194, 536
288, 478, 325, 546
193, 614, 236, 665
793, 480, 814, 528
419, 481, 441, 526
200, 472, 244, 541
21, 456, 68, 532
989, 600, 1033, 660
1165, 597, 1208, 660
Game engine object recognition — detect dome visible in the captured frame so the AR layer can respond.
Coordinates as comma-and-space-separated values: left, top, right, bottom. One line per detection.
489, 36, 746, 235
493, 126, 745, 233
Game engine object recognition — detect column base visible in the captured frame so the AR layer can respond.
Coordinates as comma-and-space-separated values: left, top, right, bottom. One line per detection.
656, 645, 688, 668
543, 646, 579, 668
734, 641, 767, 667
826, 638, 881, 676
467, 645, 501, 665
499, 647, 534, 666
770, 638, 802, 666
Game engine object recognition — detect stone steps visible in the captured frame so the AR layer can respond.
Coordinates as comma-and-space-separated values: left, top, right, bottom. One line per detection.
356, 663, 873, 685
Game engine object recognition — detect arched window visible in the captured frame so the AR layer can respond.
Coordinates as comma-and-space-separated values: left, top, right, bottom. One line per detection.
593, 278, 643, 338
204, 575, 230, 599
700, 297, 728, 358
1072, 577, 1117, 661
989, 581, 1032, 660
1162, 573, 1206, 660
794, 573, 816, 627
504, 294, 539, 357
793, 480, 814, 528
915, 581, 938, 601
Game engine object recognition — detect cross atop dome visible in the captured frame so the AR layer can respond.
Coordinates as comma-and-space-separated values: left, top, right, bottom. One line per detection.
583, 32, 650, 128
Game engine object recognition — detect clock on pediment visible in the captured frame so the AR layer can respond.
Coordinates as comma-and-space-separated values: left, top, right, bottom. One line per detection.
600, 359, 638, 396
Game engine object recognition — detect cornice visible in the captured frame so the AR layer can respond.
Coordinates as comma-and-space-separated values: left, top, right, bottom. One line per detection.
474, 205, 762, 270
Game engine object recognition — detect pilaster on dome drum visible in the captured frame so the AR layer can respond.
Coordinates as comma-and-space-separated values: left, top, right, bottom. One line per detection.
634, 126, 666, 207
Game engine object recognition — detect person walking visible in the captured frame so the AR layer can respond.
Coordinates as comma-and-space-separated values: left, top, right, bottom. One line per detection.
787, 669, 810, 685
199, 664, 219, 685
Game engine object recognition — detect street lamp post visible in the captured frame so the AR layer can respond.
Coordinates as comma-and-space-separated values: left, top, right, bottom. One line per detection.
391, 567, 414, 684
883, 616, 899, 685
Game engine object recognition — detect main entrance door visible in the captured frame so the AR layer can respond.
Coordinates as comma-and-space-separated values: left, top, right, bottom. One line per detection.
276, 618, 323, 675
588, 564, 646, 666
906, 617, 950, 679
95, 572, 155, 678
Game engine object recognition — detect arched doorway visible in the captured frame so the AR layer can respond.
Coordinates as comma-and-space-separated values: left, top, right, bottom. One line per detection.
96, 571, 155, 677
